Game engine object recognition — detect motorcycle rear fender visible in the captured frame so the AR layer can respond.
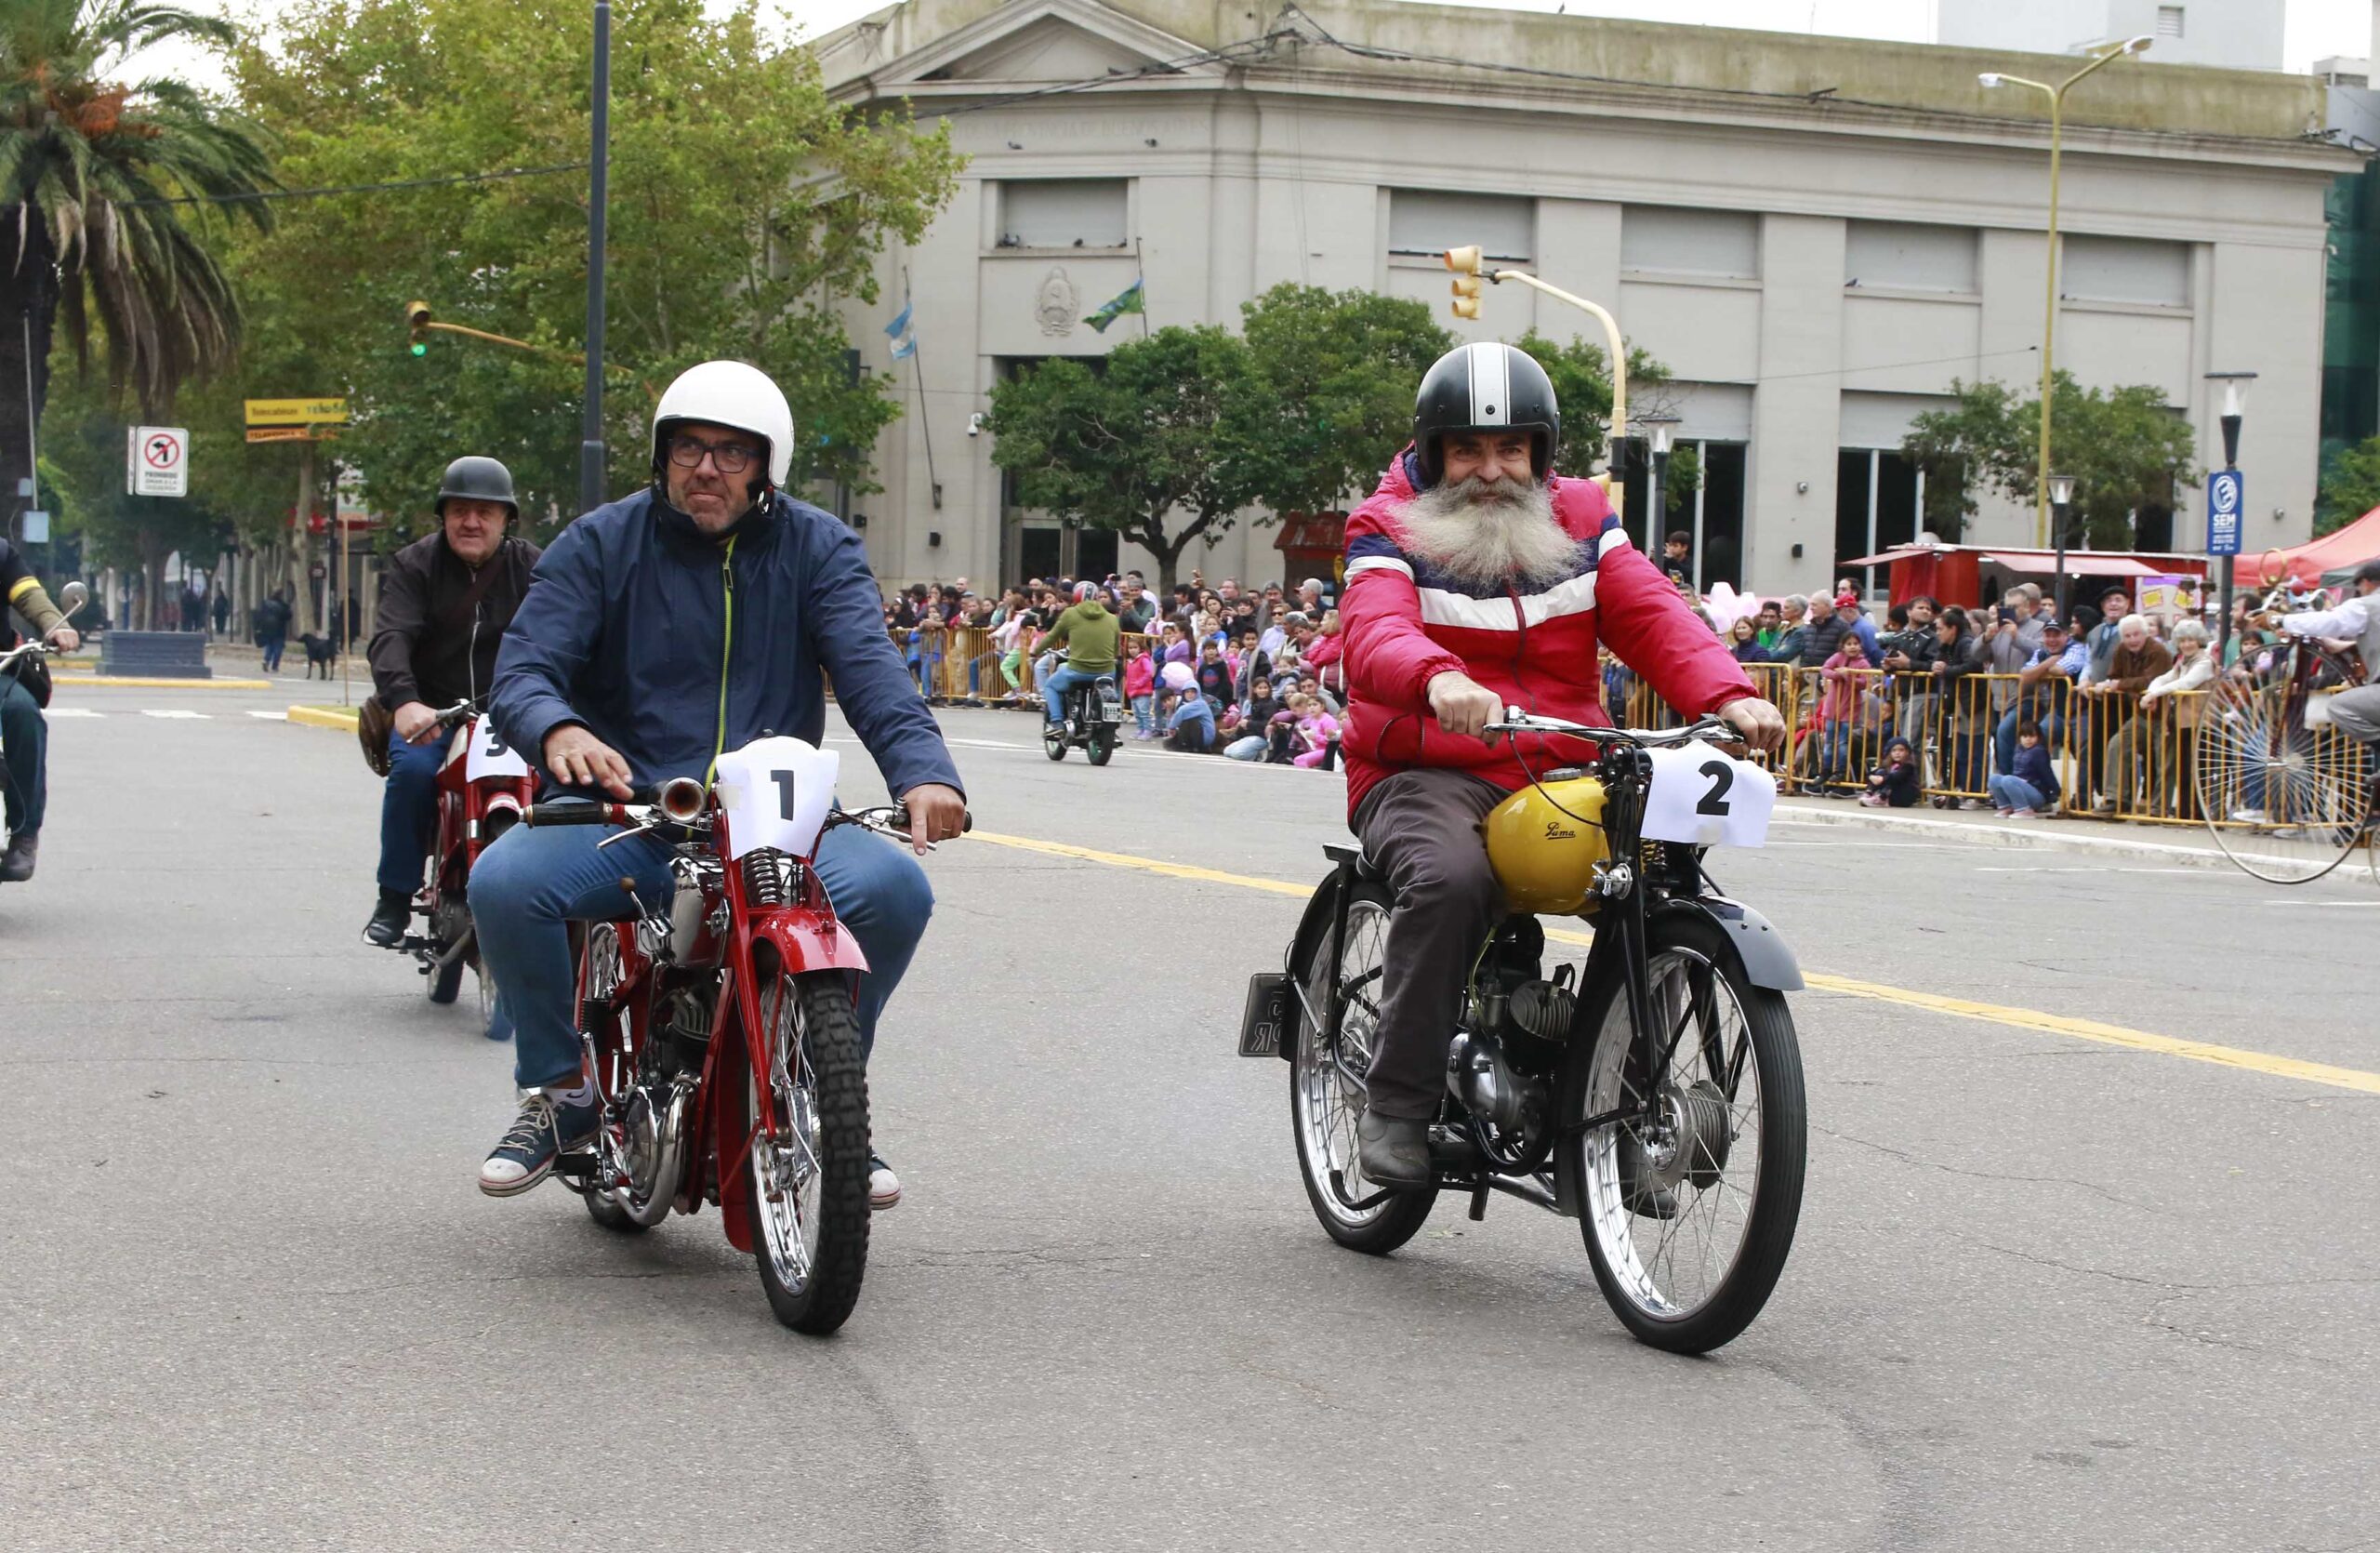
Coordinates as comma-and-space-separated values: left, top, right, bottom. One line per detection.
1654, 897, 1804, 991
1285, 861, 1353, 982
747, 906, 872, 976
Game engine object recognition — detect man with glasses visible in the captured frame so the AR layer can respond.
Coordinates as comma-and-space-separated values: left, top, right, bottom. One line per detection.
471, 360, 967, 1207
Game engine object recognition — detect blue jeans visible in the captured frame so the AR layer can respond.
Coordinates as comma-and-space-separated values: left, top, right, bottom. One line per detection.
1995, 707, 2064, 776
260, 632, 284, 671
0, 675, 46, 834
469, 813, 934, 1090
1040, 663, 1102, 725
1819, 723, 1853, 784
377, 727, 446, 896
1989, 774, 2048, 811
1130, 692, 1155, 735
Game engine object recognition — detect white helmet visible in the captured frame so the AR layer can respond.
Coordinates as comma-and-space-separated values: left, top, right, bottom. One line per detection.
651, 360, 796, 490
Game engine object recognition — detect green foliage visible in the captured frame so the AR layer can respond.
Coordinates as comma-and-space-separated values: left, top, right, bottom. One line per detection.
1902, 373, 2197, 548
203, 0, 960, 543
2315, 436, 2380, 536
1236, 283, 1450, 515
985, 325, 1263, 595
43, 362, 231, 618
1511, 328, 1673, 484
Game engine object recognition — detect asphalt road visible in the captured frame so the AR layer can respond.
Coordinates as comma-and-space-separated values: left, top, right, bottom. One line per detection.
4, 683, 2375, 1552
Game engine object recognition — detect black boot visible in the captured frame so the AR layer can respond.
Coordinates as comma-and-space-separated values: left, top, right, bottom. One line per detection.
0, 830, 35, 883
364, 889, 412, 947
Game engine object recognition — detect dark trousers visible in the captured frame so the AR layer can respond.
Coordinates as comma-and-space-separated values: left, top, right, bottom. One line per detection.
0, 675, 46, 835
260, 631, 285, 671
377, 728, 445, 896
1351, 767, 1511, 1120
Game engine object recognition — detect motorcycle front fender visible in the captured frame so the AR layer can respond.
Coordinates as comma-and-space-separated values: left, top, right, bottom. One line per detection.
1650, 896, 1805, 991
747, 906, 872, 976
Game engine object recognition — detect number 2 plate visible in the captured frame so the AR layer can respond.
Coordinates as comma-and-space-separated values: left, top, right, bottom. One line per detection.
1639, 741, 1775, 848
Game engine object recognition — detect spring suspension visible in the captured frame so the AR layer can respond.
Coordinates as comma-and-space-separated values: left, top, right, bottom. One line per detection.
741, 850, 789, 908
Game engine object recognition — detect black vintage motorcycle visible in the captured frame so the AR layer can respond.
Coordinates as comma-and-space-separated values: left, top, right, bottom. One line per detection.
1041, 654, 1124, 766
1240, 711, 1807, 1354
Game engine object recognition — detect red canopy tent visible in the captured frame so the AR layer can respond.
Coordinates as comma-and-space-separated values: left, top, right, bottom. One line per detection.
1837, 544, 2207, 610
2253, 505, 2380, 589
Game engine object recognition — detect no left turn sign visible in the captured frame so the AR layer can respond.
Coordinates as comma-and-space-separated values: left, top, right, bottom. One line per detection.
127, 424, 190, 498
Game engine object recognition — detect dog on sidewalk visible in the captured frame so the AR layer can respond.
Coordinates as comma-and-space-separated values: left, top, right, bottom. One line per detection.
298, 632, 337, 680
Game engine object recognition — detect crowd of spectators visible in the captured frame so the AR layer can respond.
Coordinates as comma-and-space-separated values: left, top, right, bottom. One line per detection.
879, 529, 2272, 820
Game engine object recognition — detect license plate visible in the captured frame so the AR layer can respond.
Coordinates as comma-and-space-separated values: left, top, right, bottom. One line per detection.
1238, 973, 1291, 1058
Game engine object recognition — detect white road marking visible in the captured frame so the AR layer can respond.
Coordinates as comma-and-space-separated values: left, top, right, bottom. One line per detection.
141, 710, 210, 720
46, 707, 103, 718
246, 710, 287, 721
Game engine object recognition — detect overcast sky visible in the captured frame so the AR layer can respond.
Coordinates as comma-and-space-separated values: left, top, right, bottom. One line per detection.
128, 0, 2378, 88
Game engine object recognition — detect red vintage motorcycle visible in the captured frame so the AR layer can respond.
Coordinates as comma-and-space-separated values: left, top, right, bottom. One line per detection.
522, 735, 962, 1335
393, 700, 540, 1015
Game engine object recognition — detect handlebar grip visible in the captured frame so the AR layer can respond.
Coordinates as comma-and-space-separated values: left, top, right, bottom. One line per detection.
524, 802, 615, 826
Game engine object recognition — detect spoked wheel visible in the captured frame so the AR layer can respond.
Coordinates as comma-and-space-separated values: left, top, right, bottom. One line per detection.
1290, 882, 1435, 1254
1564, 913, 1805, 1354
577, 923, 652, 1236
2195, 657, 2376, 883
745, 971, 871, 1334
426, 897, 468, 1004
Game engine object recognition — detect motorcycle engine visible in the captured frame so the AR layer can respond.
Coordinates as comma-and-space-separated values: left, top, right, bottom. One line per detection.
650, 985, 714, 1080
1449, 922, 1580, 1149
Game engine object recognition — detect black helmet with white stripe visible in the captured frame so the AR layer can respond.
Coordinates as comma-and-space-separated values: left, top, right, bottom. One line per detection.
1411, 341, 1560, 487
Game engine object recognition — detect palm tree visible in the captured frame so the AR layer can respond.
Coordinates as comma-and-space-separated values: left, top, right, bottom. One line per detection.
0, 2, 274, 530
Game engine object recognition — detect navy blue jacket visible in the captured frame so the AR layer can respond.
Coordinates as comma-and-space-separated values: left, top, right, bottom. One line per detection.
489, 488, 963, 802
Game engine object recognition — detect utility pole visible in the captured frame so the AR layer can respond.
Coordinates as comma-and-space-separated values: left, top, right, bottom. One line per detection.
580, 0, 611, 518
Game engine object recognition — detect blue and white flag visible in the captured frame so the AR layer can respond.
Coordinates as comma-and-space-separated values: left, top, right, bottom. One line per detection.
885, 299, 917, 361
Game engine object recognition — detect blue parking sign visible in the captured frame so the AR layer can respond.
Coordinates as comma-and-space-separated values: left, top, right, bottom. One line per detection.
2207, 469, 2243, 556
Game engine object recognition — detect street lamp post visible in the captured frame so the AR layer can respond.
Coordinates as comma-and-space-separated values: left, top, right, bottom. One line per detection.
580, 0, 611, 519
2046, 472, 2076, 620
1981, 34, 2151, 548
2205, 370, 2255, 662
1638, 413, 1680, 565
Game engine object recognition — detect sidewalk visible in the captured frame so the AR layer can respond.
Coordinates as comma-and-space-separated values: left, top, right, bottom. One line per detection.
1773, 793, 2367, 873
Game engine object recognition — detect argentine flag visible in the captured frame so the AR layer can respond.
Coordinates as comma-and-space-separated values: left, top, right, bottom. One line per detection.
885, 299, 917, 361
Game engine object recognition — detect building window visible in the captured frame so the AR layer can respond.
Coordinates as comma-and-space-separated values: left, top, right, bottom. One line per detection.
1617, 440, 1748, 591
2157, 6, 2185, 40
1844, 221, 1978, 294
1835, 449, 1924, 593
998, 180, 1129, 249
1622, 206, 1759, 282
1388, 190, 1532, 262
2061, 234, 2188, 309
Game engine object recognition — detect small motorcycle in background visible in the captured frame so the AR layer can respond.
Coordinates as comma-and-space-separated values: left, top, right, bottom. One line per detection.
388, 700, 538, 1015
0, 582, 88, 869
1041, 653, 1124, 766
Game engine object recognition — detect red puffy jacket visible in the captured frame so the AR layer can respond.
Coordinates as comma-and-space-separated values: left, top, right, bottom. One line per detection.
1337, 449, 1756, 818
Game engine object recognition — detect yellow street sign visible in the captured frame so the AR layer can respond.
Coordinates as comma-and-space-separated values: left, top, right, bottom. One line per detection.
244, 397, 348, 427
245, 426, 338, 444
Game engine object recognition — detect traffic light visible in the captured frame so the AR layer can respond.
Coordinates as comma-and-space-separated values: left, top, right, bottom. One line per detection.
1444, 246, 1486, 319
405, 299, 431, 356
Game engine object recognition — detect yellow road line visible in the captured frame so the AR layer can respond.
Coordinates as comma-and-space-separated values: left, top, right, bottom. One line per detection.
285, 704, 361, 730
60, 676, 274, 690
969, 830, 2380, 1097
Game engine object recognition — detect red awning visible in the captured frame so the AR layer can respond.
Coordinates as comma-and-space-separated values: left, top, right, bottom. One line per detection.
2255, 505, 2380, 587
1841, 546, 2202, 578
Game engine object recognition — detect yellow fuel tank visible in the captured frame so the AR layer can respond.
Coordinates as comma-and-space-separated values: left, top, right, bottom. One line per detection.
1480, 770, 1609, 916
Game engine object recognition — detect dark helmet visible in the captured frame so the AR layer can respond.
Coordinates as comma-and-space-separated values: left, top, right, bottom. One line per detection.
1411, 341, 1561, 487
2356, 557, 2380, 589
436, 456, 518, 521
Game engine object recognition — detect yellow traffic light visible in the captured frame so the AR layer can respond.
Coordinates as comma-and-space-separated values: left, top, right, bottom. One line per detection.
404, 299, 432, 356
1444, 245, 1484, 275
1450, 274, 1484, 320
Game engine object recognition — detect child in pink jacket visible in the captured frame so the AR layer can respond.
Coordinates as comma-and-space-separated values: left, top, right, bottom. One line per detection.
1123, 648, 1157, 738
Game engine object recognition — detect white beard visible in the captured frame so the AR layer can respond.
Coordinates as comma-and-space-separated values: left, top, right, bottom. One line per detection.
1391, 476, 1584, 592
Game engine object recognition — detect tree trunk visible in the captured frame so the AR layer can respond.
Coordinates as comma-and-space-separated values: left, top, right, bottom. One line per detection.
1139, 523, 1192, 599
0, 215, 60, 531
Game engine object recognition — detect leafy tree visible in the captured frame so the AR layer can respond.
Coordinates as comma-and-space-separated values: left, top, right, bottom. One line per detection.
0, 0, 278, 511
985, 325, 1261, 596
1511, 328, 1695, 512
1902, 373, 2196, 547
215, 0, 961, 539
1236, 283, 1450, 515
2315, 436, 2380, 536
43, 359, 231, 625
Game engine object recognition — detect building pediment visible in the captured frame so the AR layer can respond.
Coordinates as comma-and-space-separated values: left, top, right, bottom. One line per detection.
822, 0, 1222, 100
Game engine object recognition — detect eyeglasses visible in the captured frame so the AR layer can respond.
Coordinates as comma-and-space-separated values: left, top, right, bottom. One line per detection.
667, 432, 760, 474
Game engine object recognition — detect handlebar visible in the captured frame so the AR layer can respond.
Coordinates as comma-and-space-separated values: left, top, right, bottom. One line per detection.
1485, 708, 1736, 747
0, 637, 71, 671
523, 795, 974, 848
430, 699, 480, 731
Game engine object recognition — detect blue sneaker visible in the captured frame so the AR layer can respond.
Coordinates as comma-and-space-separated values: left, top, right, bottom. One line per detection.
478, 1093, 598, 1198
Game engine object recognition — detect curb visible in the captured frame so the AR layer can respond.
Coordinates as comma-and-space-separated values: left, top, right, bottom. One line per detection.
1772, 801, 2275, 872
59, 675, 275, 690
285, 704, 361, 730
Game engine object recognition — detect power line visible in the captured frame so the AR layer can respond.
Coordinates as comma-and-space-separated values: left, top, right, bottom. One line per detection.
121, 161, 588, 209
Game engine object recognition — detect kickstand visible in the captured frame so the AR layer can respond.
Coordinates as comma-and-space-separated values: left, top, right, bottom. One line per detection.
1466, 1180, 1489, 1222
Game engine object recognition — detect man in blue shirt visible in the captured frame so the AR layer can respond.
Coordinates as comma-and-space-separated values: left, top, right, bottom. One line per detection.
470, 361, 967, 1208
1995, 617, 2088, 776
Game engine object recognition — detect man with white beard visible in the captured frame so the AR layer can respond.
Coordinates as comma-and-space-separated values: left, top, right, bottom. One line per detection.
1336, 341, 1787, 1187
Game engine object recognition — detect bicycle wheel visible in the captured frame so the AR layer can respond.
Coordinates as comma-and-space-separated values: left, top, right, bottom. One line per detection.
745, 971, 871, 1334
2196, 658, 2375, 883
1289, 882, 1435, 1254
1563, 911, 1805, 1354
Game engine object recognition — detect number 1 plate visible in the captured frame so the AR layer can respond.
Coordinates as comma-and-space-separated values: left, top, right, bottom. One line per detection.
1640, 741, 1776, 848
